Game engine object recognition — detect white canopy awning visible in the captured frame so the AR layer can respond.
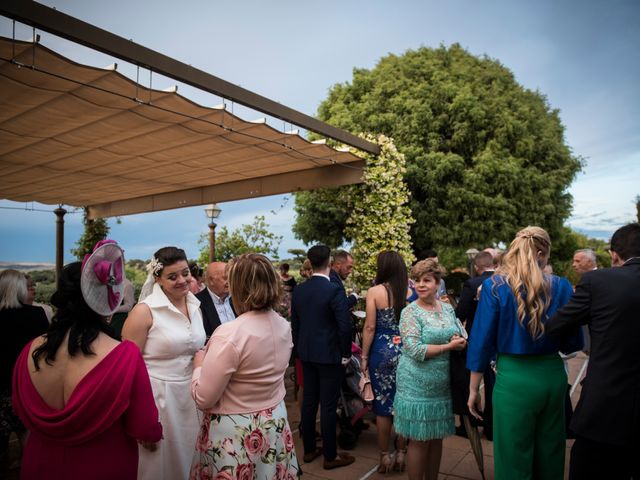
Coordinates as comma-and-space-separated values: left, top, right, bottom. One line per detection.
0, 37, 364, 218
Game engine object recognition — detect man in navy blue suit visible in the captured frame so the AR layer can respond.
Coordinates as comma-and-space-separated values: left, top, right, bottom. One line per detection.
291, 245, 355, 470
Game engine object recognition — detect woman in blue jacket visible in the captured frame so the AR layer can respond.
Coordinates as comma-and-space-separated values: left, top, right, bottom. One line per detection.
467, 226, 582, 480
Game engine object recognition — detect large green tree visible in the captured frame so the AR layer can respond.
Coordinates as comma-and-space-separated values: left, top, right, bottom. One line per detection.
293, 187, 353, 249
294, 44, 582, 252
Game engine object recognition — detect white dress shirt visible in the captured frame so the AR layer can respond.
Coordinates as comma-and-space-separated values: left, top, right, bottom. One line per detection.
208, 288, 236, 324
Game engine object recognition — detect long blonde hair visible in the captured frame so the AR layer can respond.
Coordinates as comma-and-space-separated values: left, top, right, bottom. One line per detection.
495, 226, 551, 339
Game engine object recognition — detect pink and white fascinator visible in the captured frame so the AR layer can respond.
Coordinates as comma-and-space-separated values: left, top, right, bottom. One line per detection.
80, 239, 125, 316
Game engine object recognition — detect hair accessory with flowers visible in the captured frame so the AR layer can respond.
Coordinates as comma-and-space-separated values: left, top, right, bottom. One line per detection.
147, 256, 164, 277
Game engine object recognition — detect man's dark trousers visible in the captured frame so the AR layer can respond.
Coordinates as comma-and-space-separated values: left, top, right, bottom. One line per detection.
301, 362, 344, 461
569, 435, 638, 480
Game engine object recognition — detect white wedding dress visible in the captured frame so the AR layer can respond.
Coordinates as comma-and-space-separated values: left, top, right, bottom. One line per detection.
138, 283, 206, 480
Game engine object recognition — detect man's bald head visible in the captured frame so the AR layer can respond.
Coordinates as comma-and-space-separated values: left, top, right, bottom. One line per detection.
206, 261, 229, 298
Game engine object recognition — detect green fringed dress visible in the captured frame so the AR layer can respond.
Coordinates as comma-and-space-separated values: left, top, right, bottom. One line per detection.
393, 301, 458, 440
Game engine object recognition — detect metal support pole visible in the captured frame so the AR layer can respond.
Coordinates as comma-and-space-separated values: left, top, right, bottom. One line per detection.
54, 206, 67, 288
208, 221, 216, 262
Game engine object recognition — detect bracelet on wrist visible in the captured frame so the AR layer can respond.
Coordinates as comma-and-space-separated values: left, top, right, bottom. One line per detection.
361, 355, 368, 360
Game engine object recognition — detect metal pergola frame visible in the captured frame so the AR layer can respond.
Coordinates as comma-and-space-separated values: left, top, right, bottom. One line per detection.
0, 0, 380, 156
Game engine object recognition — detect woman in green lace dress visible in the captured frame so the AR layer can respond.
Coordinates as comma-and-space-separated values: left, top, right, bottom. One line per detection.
394, 259, 467, 480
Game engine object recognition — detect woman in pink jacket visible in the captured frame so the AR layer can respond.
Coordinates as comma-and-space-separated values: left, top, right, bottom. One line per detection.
190, 253, 300, 479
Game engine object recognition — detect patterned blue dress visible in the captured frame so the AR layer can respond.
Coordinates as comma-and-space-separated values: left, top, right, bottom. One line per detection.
394, 301, 460, 440
368, 307, 402, 416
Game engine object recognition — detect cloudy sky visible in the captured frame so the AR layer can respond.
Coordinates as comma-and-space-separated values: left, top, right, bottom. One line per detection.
1, 0, 638, 263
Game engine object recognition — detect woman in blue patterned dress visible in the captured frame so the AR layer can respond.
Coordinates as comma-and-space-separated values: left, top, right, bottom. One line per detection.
394, 259, 467, 480
360, 251, 410, 473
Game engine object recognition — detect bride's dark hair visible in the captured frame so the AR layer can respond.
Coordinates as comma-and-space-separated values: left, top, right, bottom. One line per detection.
153, 246, 188, 277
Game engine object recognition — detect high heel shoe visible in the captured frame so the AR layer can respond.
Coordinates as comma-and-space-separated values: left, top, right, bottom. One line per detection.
377, 451, 392, 474
393, 448, 406, 472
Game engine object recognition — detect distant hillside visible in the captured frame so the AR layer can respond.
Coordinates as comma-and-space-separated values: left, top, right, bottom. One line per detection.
0, 261, 55, 271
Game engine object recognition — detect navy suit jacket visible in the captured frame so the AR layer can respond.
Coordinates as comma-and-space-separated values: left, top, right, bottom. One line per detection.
546, 258, 640, 447
195, 288, 235, 338
291, 275, 352, 364
329, 269, 358, 309
455, 270, 494, 334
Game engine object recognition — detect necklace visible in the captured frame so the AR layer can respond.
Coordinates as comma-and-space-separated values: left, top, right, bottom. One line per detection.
418, 298, 439, 310
417, 299, 446, 327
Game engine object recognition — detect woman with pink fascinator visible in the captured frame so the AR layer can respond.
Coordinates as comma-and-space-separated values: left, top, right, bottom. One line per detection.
12, 240, 162, 479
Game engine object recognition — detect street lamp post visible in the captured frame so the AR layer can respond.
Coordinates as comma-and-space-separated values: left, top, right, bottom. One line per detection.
204, 203, 222, 262
465, 248, 479, 278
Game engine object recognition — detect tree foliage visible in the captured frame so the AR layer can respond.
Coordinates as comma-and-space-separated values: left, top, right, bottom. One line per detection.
293, 187, 355, 249
294, 44, 582, 253
346, 135, 415, 287
198, 215, 282, 263
286, 249, 307, 262
71, 208, 110, 260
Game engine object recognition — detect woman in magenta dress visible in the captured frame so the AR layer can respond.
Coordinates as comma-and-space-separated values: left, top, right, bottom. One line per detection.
12, 240, 162, 480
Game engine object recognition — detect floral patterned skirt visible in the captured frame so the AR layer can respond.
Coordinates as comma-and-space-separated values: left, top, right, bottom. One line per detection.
190, 400, 300, 480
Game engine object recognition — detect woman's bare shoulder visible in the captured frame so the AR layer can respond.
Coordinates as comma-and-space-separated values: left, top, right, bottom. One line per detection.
125, 303, 153, 325
367, 283, 387, 298
28, 334, 47, 356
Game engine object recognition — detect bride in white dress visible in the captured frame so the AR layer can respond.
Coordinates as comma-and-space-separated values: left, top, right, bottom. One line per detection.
123, 247, 206, 480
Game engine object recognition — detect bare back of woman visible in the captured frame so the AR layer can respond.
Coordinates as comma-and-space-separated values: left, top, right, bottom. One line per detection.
27, 332, 120, 410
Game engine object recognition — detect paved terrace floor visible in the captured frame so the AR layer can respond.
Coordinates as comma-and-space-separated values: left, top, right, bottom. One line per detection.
1, 353, 589, 480
285, 352, 587, 480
